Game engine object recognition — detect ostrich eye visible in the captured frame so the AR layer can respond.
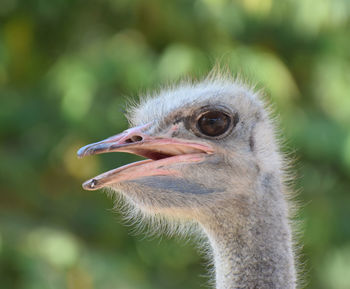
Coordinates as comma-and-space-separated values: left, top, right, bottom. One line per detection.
197, 110, 231, 137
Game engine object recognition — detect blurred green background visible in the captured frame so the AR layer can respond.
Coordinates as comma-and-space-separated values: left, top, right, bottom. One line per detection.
1, 0, 350, 288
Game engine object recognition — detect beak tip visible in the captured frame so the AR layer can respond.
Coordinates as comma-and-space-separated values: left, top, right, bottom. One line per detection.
77, 146, 89, 158
82, 179, 99, 191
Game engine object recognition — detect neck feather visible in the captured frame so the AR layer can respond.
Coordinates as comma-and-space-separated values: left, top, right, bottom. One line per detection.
201, 173, 296, 289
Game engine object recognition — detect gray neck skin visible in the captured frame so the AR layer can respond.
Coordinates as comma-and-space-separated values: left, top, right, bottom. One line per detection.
201, 178, 296, 289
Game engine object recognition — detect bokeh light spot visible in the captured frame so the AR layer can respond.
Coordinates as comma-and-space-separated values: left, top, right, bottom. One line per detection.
314, 55, 350, 125
320, 245, 350, 289
157, 44, 199, 80
51, 59, 97, 121
242, 0, 272, 16
27, 227, 80, 268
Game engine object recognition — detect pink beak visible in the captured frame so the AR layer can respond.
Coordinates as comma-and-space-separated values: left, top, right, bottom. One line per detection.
77, 123, 213, 190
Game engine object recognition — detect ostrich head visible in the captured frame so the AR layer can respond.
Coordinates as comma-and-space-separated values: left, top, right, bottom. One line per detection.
78, 76, 296, 289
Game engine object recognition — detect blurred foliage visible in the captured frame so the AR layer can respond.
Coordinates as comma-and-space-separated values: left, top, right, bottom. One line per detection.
0, 0, 350, 288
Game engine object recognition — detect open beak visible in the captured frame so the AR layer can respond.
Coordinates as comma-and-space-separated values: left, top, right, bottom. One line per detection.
77, 123, 213, 190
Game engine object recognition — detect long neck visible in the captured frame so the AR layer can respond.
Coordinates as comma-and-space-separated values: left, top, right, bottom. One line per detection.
201, 174, 296, 289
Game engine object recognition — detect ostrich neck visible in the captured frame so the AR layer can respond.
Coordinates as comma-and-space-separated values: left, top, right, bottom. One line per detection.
202, 174, 296, 289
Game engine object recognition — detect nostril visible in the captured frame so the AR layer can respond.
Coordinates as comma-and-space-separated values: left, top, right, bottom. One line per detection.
131, 135, 143, 142
124, 135, 143, 143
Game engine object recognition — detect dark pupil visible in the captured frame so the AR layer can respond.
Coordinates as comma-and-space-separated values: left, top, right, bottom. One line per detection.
197, 111, 231, 137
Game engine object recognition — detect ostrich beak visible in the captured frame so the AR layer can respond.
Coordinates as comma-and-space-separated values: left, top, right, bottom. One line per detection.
77, 123, 213, 190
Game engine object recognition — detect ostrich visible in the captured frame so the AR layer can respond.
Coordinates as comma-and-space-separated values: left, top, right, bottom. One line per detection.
77, 75, 297, 289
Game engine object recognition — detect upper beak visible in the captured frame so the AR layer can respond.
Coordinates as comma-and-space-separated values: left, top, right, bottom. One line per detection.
77, 123, 213, 190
